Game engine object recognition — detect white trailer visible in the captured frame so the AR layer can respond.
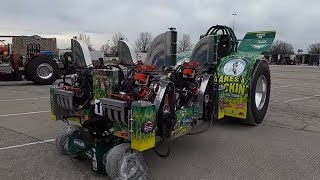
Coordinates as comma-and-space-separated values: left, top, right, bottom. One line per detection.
57, 49, 104, 61
89, 51, 104, 61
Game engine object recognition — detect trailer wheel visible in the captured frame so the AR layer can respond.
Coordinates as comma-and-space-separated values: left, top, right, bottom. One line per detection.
246, 60, 271, 125
103, 143, 148, 180
27, 56, 60, 85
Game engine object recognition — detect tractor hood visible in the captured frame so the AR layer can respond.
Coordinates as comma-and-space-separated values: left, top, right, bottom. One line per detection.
176, 35, 218, 66
190, 35, 218, 65
118, 40, 137, 65
70, 39, 93, 67
145, 29, 177, 68
237, 31, 276, 54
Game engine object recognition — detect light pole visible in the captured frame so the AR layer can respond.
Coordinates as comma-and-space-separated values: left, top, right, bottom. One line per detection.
232, 13, 237, 31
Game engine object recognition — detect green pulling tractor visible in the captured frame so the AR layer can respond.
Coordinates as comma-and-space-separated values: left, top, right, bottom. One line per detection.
50, 25, 276, 179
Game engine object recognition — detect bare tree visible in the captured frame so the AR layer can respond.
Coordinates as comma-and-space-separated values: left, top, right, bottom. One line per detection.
109, 46, 118, 55
112, 32, 128, 47
269, 40, 294, 55
307, 43, 320, 54
110, 32, 128, 54
135, 32, 152, 53
178, 34, 193, 53
78, 33, 94, 51
99, 43, 110, 53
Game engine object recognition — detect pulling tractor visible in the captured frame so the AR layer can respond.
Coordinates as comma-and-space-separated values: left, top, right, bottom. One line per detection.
50, 25, 276, 179
0, 36, 61, 85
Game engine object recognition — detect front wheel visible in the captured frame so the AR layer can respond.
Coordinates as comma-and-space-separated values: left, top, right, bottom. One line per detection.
55, 124, 88, 155
246, 60, 271, 125
103, 143, 148, 180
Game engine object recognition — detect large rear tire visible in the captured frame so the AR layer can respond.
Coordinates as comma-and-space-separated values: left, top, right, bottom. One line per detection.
202, 76, 214, 122
27, 56, 60, 85
245, 60, 271, 125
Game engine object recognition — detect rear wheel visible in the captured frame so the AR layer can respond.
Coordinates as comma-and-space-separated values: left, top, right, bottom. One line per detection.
245, 60, 271, 125
202, 76, 214, 122
26, 56, 60, 85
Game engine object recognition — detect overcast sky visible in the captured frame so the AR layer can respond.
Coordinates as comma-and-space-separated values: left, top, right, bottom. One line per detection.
1, 0, 319, 52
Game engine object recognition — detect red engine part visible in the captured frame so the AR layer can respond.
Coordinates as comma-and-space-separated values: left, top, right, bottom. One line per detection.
182, 61, 199, 68
134, 73, 148, 85
191, 87, 200, 96
111, 93, 134, 103
135, 64, 154, 71
137, 86, 150, 99
63, 86, 82, 93
183, 68, 193, 77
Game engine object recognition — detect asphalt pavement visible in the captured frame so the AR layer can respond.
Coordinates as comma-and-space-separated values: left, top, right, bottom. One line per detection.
0, 65, 320, 180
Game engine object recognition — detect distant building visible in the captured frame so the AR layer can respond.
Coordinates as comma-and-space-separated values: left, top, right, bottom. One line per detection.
263, 53, 320, 65
12, 35, 57, 56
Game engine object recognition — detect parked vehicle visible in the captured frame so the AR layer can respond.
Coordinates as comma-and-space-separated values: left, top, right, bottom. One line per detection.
50, 25, 276, 179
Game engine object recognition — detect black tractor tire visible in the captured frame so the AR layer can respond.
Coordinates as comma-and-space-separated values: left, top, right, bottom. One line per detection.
245, 60, 271, 125
55, 124, 87, 155
56, 125, 75, 155
103, 143, 148, 180
281, 60, 287, 65
26, 56, 60, 85
202, 76, 215, 122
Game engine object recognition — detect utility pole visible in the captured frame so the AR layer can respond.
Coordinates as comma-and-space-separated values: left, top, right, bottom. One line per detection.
232, 13, 237, 31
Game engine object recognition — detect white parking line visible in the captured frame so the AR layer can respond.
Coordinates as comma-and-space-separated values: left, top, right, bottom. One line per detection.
0, 111, 50, 117
0, 89, 47, 93
0, 139, 55, 151
0, 97, 49, 102
284, 94, 320, 103
272, 83, 309, 89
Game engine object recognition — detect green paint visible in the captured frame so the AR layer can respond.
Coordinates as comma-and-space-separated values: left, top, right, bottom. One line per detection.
113, 122, 129, 139
172, 107, 194, 139
93, 69, 119, 99
238, 31, 276, 53
131, 101, 157, 151
176, 51, 192, 65
66, 135, 116, 174
217, 52, 260, 118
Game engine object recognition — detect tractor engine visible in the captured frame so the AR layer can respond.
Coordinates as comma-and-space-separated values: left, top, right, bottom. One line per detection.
168, 61, 203, 109
94, 63, 177, 140
110, 64, 159, 104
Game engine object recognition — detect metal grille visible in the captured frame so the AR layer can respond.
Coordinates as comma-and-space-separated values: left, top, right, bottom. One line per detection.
100, 98, 129, 125
55, 89, 74, 110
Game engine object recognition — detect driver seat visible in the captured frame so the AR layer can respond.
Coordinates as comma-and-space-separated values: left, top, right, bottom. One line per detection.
218, 35, 230, 59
